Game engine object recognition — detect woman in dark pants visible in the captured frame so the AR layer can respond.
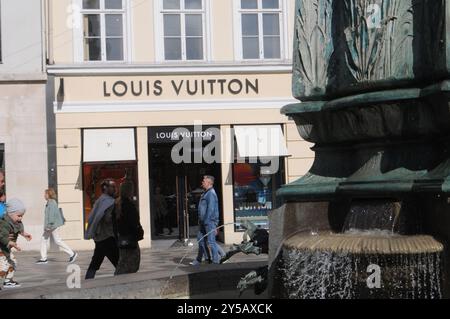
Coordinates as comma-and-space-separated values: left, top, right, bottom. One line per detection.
85, 179, 119, 280
114, 182, 143, 275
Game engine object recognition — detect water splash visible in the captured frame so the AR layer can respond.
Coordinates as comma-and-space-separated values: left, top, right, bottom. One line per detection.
275, 230, 444, 299
279, 247, 442, 299
343, 200, 402, 233
274, 199, 444, 299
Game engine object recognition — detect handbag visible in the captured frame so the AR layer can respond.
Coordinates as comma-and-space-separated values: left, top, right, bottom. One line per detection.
118, 224, 144, 249
117, 234, 138, 249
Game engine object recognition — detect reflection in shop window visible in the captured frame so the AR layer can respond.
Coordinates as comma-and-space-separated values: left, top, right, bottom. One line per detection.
233, 160, 284, 232
82, 162, 138, 231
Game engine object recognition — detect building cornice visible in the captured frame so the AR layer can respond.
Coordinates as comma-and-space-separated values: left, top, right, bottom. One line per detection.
47, 62, 293, 76
0, 73, 48, 83
54, 97, 298, 113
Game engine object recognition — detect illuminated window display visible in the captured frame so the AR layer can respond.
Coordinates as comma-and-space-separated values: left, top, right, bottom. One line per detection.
82, 162, 138, 231
232, 160, 284, 231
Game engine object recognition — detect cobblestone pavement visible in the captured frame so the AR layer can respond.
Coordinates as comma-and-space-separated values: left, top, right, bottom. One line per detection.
1, 240, 267, 292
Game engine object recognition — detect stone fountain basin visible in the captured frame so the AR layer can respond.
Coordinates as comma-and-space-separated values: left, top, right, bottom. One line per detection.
277, 232, 444, 299
283, 232, 444, 255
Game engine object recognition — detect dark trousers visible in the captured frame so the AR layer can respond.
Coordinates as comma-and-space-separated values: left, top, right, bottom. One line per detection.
85, 237, 119, 280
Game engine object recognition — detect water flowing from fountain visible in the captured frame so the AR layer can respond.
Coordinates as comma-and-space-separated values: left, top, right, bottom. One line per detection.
343, 201, 402, 233
280, 247, 442, 299
276, 201, 444, 299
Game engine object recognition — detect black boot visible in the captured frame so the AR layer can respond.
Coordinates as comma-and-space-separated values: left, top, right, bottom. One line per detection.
85, 269, 96, 280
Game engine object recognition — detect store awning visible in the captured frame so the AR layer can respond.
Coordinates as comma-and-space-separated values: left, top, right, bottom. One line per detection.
234, 125, 290, 159
83, 128, 136, 163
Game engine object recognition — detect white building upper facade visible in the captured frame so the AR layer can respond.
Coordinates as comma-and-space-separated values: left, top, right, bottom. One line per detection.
50, 0, 295, 69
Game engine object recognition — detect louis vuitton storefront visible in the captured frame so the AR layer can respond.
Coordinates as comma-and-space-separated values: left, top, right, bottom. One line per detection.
49, 68, 314, 250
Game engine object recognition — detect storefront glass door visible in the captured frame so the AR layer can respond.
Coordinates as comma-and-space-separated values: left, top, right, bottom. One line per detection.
149, 144, 222, 241
175, 174, 201, 242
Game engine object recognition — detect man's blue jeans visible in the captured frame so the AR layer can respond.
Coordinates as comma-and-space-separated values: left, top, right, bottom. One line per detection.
196, 223, 220, 264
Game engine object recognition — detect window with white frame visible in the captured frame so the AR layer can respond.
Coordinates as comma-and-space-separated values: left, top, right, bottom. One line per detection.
238, 0, 282, 60
81, 0, 126, 61
161, 0, 206, 61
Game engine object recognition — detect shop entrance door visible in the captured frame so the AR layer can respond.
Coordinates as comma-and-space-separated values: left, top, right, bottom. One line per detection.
175, 174, 202, 243
149, 144, 222, 241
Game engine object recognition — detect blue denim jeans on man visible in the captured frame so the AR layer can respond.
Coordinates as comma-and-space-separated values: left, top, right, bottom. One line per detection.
196, 223, 220, 264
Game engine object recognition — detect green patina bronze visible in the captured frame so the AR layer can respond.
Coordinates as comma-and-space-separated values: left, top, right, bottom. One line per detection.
278, 0, 450, 202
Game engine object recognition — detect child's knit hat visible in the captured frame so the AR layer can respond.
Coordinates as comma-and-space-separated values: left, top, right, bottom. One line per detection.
6, 198, 26, 215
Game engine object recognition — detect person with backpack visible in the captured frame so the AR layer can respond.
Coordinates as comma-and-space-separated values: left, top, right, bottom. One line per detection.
36, 188, 77, 264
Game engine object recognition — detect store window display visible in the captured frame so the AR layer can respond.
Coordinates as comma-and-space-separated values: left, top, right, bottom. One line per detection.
82, 162, 138, 231
232, 160, 284, 231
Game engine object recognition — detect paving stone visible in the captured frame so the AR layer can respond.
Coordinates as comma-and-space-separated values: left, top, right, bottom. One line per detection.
0, 240, 267, 298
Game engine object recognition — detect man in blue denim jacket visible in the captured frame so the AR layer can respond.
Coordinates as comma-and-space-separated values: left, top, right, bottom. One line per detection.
191, 175, 220, 265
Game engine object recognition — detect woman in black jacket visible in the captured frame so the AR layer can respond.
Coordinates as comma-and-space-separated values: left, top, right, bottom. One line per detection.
114, 181, 143, 275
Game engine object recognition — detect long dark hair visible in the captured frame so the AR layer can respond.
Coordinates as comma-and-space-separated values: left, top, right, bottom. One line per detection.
115, 181, 134, 219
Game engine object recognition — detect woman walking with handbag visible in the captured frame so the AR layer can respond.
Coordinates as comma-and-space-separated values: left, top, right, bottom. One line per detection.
36, 188, 77, 264
113, 182, 144, 275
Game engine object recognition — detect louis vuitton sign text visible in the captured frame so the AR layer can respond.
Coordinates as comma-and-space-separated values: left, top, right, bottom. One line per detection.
103, 78, 259, 98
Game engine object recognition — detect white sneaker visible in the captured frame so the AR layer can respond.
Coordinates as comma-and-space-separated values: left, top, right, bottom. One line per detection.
69, 252, 78, 263
189, 259, 201, 266
3, 280, 21, 289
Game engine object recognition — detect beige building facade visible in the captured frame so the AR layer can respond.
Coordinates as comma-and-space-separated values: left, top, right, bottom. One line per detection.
48, 0, 314, 250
